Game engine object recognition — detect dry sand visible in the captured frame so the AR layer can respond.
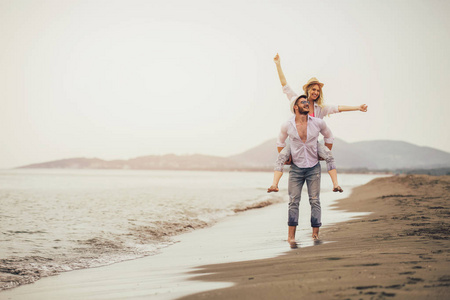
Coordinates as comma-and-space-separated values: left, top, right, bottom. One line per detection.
179, 175, 450, 300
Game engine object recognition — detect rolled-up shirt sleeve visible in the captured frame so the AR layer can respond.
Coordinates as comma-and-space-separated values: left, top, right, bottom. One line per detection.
320, 120, 334, 144
276, 122, 289, 147
282, 84, 299, 102
321, 104, 340, 116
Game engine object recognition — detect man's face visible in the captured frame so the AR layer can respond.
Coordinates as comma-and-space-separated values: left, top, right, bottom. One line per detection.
308, 84, 321, 101
295, 99, 310, 114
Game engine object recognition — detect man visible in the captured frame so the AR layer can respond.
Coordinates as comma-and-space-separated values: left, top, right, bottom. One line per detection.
277, 95, 334, 242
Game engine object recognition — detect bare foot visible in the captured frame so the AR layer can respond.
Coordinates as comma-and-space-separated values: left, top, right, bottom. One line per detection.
267, 185, 279, 193
333, 186, 343, 193
312, 227, 320, 240
288, 226, 296, 244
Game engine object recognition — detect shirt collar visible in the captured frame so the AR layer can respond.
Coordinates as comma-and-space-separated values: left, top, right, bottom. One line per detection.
289, 114, 313, 125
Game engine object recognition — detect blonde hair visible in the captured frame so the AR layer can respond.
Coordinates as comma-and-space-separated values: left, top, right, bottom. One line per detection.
305, 83, 324, 108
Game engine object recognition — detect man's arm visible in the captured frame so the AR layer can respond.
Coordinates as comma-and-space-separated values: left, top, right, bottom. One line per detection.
338, 104, 368, 112
319, 120, 334, 150
276, 123, 289, 148
277, 122, 292, 164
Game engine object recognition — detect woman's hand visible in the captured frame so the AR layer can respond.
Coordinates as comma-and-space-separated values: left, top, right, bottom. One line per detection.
274, 53, 280, 65
359, 104, 368, 112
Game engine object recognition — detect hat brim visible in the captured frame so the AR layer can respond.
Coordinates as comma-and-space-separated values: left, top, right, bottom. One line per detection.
289, 97, 297, 114
303, 81, 324, 92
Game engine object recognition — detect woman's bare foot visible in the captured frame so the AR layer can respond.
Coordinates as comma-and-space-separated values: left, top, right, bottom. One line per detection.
312, 227, 320, 240
333, 186, 343, 193
267, 185, 279, 193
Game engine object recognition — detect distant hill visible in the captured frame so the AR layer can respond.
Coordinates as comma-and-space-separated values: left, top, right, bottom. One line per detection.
349, 140, 450, 169
228, 139, 279, 168
18, 154, 248, 171
18, 139, 450, 172
228, 138, 450, 171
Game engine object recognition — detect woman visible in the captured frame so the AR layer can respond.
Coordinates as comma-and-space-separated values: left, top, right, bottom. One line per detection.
267, 53, 368, 193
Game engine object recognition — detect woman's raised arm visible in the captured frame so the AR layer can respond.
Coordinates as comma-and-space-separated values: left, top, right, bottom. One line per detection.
274, 53, 287, 87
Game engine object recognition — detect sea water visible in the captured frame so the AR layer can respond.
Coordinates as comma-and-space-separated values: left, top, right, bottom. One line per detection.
0, 169, 383, 290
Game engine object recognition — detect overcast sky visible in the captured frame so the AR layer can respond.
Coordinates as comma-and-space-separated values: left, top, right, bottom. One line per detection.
1, 0, 449, 169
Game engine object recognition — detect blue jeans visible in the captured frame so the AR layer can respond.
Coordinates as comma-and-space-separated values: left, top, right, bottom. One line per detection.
288, 162, 322, 227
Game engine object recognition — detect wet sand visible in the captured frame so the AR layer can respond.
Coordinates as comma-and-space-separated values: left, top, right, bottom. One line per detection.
1, 174, 373, 300
179, 175, 450, 300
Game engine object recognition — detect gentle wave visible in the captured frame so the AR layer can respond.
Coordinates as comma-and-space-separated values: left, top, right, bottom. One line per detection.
0, 190, 282, 290
233, 198, 283, 213
2, 169, 380, 292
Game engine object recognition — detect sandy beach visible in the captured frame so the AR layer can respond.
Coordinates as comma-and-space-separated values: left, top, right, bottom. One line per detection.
180, 175, 450, 300
1, 173, 375, 299
2, 174, 449, 299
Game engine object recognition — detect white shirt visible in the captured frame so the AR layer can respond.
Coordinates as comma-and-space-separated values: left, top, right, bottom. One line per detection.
277, 115, 334, 168
282, 84, 340, 119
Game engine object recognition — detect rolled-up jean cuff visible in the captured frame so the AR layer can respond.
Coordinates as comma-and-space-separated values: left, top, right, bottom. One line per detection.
288, 222, 298, 226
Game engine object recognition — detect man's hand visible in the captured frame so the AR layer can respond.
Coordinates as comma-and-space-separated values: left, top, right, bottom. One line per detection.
359, 104, 368, 112
284, 155, 292, 165
274, 53, 280, 65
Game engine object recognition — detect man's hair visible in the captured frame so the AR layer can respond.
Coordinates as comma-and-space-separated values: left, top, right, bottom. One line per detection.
294, 95, 308, 106
305, 84, 324, 108
293, 95, 308, 113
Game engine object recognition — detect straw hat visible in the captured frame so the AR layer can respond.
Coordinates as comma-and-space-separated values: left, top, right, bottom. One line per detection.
289, 95, 307, 114
289, 97, 297, 114
302, 77, 324, 92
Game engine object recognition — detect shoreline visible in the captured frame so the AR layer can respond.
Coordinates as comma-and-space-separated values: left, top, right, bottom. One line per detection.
178, 175, 450, 300
0, 168, 285, 292
0, 174, 379, 299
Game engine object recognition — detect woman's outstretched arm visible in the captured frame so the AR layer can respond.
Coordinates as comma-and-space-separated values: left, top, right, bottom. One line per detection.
338, 104, 368, 112
274, 53, 287, 87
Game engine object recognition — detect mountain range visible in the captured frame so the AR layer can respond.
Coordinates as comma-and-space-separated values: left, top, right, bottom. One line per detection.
18, 138, 450, 172
230, 138, 450, 170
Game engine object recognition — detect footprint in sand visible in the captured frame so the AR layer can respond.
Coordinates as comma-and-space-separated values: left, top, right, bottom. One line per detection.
407, 277, 424, 284
385, 284, 404, 289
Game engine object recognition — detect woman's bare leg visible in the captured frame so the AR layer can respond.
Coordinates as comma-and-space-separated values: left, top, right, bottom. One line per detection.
268, 145, 291, 193
317, 143, 343, 192
268, 171, 283, 193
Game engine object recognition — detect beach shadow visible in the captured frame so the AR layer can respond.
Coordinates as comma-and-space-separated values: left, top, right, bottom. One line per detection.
289, 241, 299, 249
314, 240, 324, 246
287, 239, 325, 249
